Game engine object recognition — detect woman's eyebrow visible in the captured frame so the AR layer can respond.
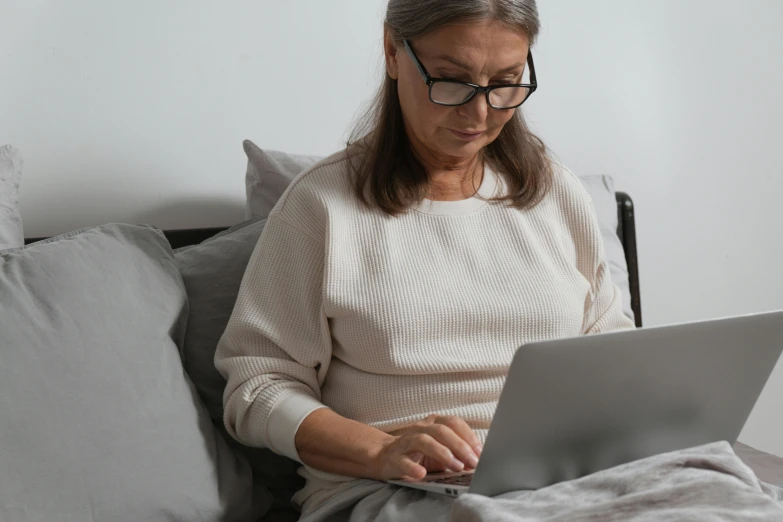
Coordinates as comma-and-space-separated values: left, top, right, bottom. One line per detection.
432, 54, 525, 74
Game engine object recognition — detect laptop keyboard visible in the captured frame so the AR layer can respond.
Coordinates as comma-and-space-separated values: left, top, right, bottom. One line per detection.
431, 474, 473, 486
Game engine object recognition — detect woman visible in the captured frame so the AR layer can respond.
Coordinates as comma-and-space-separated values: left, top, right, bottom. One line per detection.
216, 0, 635, 520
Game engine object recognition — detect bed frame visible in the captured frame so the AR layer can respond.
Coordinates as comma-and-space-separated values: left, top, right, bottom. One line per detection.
24, 192, 642, 326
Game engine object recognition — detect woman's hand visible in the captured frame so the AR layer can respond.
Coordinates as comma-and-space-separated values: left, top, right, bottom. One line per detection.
371, 414, 483, 481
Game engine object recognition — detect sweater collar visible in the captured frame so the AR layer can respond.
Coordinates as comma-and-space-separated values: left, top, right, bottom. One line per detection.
413, 165, 500, 216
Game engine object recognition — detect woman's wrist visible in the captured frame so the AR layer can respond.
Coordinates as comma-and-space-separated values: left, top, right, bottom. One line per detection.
295, 408, 397, 480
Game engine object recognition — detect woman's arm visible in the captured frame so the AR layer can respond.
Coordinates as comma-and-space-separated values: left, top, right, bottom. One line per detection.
215, 215, 333, 461
296, 409, 482, 481
295, 408, 394, 479
554, 164, 636, 334
566, 170, 635, 333
585, 262, 635, 334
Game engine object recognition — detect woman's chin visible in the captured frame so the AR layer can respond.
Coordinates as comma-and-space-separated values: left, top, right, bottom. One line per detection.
438, 138, 485, 158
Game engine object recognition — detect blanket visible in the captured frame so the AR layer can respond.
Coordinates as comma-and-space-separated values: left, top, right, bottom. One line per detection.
452, 442, 783, 521
300, 442, 783, 521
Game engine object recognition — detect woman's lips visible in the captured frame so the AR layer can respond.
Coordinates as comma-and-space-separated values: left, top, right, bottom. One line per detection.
449, 129, 484, 141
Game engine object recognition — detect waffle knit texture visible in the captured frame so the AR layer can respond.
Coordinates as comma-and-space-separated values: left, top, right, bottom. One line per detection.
215, 150, 636, 516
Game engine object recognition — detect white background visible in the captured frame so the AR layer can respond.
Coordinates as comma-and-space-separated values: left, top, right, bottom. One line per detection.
2, 1, 782, 455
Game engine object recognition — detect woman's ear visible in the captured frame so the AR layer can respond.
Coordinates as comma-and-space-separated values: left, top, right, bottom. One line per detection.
383, 26, 400, 80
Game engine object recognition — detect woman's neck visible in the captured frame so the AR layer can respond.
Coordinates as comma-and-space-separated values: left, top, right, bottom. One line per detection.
425, 163, 484, 201
410, 141, 484, 201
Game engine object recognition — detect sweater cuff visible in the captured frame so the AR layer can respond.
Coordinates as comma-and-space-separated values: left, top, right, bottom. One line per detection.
267, 392, 329, 463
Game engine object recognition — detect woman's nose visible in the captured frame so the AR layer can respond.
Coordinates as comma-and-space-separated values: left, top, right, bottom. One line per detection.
457, 92, 489, 124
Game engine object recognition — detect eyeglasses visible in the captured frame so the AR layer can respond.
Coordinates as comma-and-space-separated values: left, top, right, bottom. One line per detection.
403, 40, 537, 110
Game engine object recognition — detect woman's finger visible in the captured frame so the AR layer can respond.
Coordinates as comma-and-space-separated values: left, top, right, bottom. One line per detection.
419, 455, 448, 473
423, 423, 479, 469
395, 453, 427, 480
408, 451, 424, 464
435, 416, 483, 456
409, 433, 466, 472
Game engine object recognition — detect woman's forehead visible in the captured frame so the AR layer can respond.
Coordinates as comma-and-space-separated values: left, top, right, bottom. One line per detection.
415, 21, 530, 69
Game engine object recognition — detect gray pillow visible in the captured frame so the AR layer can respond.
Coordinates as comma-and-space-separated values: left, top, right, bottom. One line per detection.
176, 218, 268, 421
0, 224, 266, 521
0, 145, 24, 249
244, 140, 321, 220
243, 142, 635, 320
175, 218, 305, 505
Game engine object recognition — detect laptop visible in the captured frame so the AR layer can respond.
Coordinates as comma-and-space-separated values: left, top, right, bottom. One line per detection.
388, 310, 783, 497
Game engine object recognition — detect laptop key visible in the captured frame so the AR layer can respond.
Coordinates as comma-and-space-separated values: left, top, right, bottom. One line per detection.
431, 474, 473, 486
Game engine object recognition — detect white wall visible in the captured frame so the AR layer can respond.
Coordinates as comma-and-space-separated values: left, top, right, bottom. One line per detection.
2, 1, 782, 455
526, 1, 783, 456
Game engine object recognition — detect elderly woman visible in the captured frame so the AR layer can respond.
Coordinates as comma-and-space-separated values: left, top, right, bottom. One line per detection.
216, 0, 634, 520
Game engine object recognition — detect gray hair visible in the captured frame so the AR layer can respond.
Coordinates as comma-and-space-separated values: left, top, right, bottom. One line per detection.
385, 0, 540, 44
345, 0, 551, 216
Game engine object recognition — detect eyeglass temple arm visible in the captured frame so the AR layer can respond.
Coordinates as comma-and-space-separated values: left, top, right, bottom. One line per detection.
527, 51, 537, 87
402, 40, 431, 82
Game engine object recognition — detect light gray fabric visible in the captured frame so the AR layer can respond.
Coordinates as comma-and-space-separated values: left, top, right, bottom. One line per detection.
299, 443, 783, 522
0, 145, 24, 249
174, 218, 304, 507
244, 140, 321, 220
242, 143, 634, 320
176, 218, 268, 421
579, 174, 634, 320
0, 224, 262, 522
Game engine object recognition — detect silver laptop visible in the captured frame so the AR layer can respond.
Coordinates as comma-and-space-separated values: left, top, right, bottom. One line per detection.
388, 310, 783, 497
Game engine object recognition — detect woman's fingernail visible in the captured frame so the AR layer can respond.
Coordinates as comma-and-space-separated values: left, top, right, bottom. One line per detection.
474, 444, 483, 456
466, 452, 479, 468
450, 457, 465, 471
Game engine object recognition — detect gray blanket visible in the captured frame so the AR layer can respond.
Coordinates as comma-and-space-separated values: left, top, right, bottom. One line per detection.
303, 442, 783, 522
453, 442, 783, 521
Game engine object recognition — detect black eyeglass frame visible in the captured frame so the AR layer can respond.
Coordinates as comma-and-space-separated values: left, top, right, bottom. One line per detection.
402, 39, 537, 110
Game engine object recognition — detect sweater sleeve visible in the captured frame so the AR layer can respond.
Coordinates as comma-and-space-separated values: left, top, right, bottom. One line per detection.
555, 164, 636, 335
584, 258, 636, 334
214, 215, 331, 463
579, 198, 636, 335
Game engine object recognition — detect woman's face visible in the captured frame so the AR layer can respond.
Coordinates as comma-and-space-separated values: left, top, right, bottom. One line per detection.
385, 20, 530, 165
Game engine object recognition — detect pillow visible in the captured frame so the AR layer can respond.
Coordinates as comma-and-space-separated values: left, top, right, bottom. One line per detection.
244, 140, 321, 220
175, 218, 305, 505
176, 218, 267, 421
0, 145, 24, 249
0, 224, 267, 521
243, 141, 635, 320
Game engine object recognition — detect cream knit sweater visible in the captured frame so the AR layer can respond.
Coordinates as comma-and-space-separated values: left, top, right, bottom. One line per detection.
215, 151, 635, 515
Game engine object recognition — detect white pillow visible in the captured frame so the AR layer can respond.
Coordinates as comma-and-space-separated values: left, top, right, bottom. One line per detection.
0, 145, 24, 250
243, 141, 634, 320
